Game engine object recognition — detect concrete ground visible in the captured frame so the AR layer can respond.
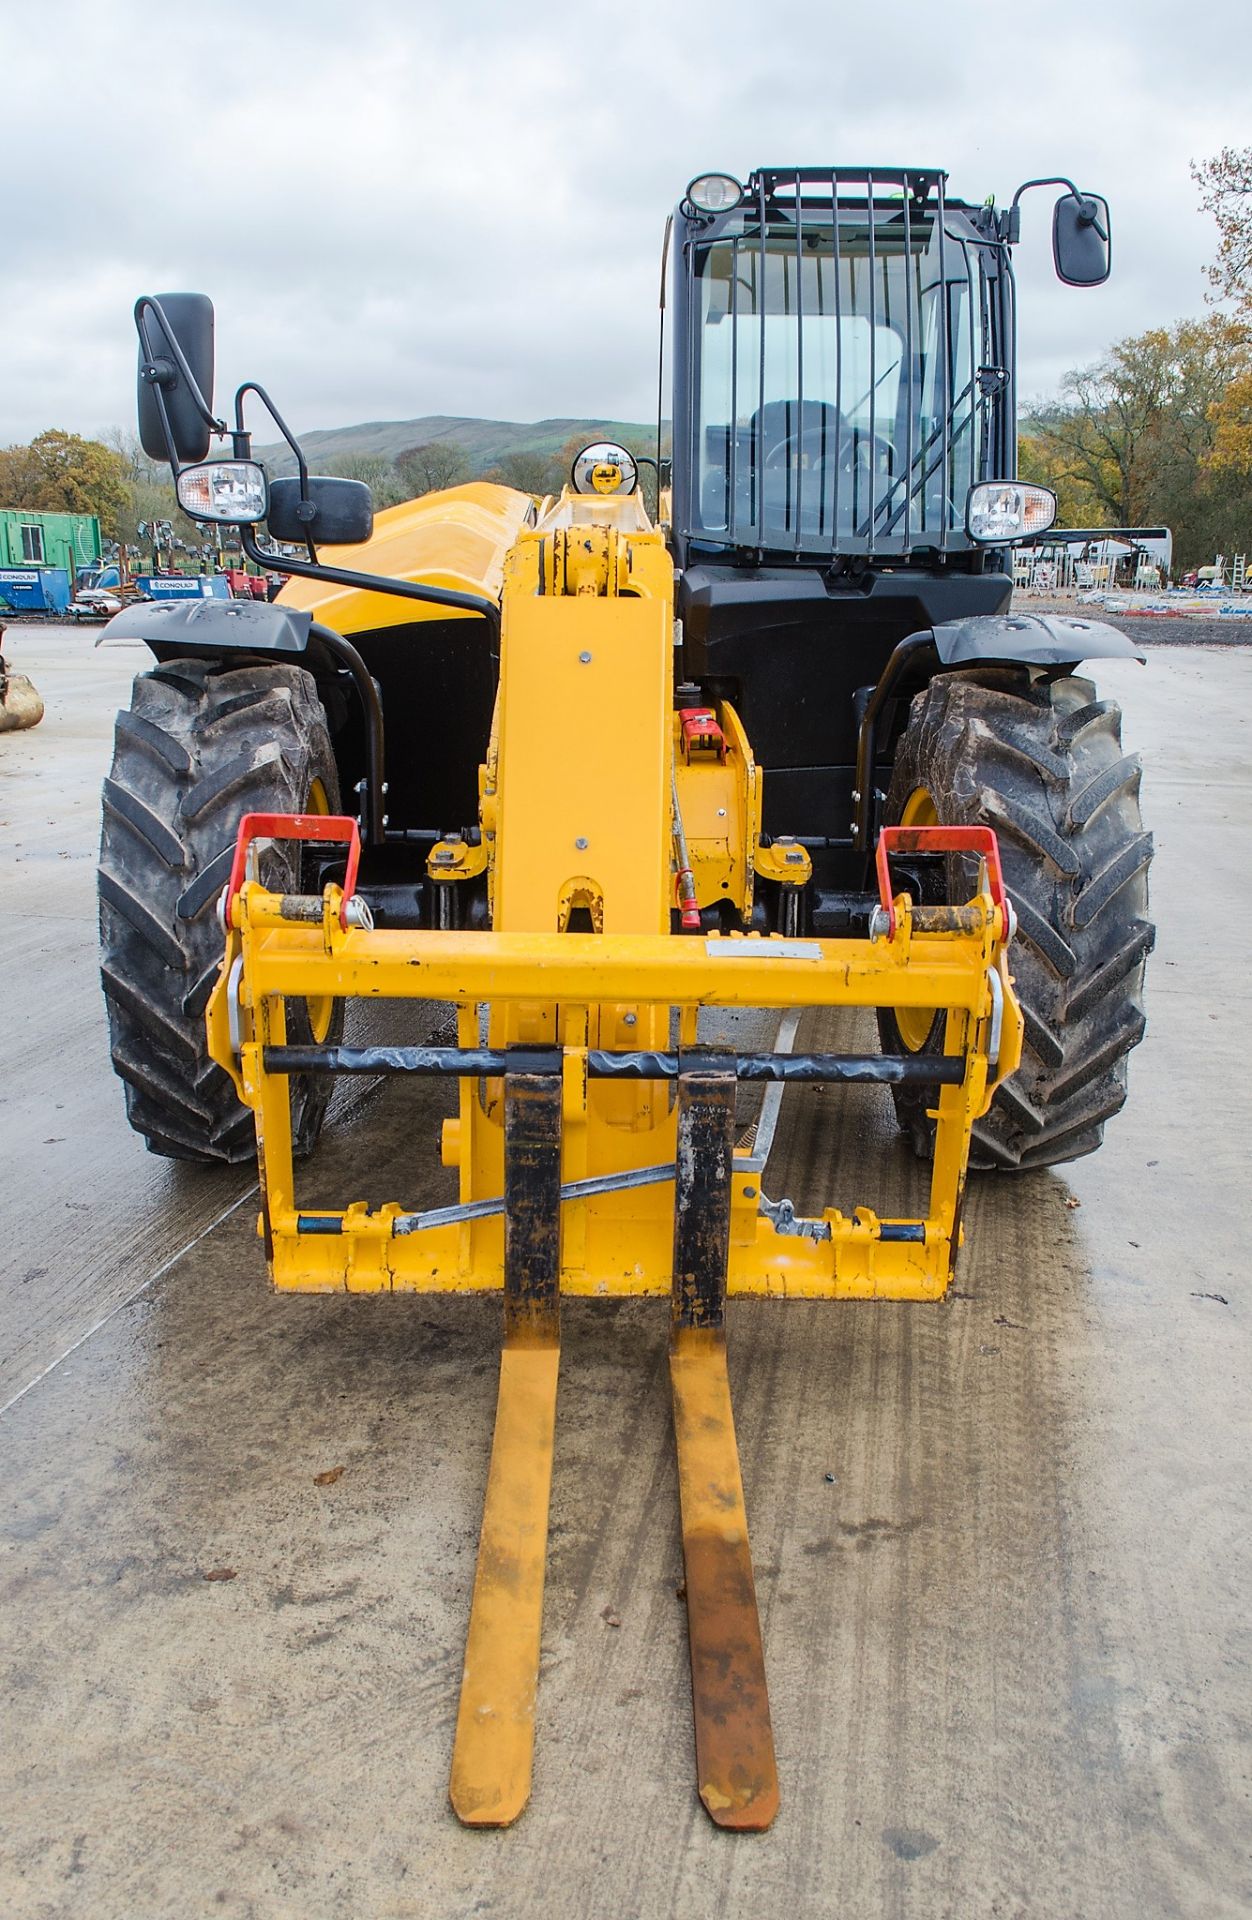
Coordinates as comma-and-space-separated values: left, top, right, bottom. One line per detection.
1, 624, 1248, 1920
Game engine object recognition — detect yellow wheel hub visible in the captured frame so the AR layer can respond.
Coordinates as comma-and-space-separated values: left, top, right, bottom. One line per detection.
895, 787, 940, 1052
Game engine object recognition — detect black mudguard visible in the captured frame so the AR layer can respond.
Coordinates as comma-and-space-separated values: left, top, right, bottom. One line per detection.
851, 611, 1145, 856
932, 611, 1145, 667
97, 597, 314, 661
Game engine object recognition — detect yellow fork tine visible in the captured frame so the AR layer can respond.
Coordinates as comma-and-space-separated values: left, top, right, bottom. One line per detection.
450, 1073, 562, 1828
670, 1071, 779, 1831
449, 1337, 560, 1826
671, 1325, 779, 1831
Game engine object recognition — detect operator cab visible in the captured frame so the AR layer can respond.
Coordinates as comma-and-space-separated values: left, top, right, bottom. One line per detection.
672, 168, 1012, 564
664, 166, 1107, 870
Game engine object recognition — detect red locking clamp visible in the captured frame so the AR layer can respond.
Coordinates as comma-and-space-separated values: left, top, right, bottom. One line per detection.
679, 706, 726, 762
224, 813, 363, 931
874, 824, 1008, 942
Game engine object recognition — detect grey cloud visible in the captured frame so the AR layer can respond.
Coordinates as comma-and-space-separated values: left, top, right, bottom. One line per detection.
2, 0, 1249, 445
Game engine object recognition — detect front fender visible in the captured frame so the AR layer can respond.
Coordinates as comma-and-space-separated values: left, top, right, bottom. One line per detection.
97, 597, 314, 661
932, 611, 1145, 667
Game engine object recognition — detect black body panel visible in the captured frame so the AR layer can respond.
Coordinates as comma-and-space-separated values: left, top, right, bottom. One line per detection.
343, 618, 497, 832
105, 599, 498, 844
678, 564, 1012, 842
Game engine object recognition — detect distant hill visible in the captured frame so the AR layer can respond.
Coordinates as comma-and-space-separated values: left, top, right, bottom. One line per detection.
254, 414, 663, 477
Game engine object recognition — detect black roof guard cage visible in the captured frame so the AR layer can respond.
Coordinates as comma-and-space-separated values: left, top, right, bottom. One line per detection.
749, 167, 948, 209
681, 166, 997, 562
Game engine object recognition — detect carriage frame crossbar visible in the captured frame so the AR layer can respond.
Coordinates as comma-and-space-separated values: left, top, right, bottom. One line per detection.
206, 814, 1021, 1304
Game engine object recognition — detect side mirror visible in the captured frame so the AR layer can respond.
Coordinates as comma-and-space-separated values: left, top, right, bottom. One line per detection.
267, 476, 374, 547
1053, 193, 1111, 288
137, 292, 216, 463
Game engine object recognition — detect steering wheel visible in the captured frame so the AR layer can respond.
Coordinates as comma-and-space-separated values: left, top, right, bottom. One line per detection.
763, 423, 894, 475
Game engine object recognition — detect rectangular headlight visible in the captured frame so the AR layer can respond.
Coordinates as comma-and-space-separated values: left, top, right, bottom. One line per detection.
967, 481, 1057, 544
176, 460, 269, 525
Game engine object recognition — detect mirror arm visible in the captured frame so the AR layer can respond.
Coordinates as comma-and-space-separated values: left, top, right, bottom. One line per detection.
134, 297, 225, 467
235, 382, 309, 491
1004, 175, 1104, 244
237, 523, 502, 646
236, 382, 318, 561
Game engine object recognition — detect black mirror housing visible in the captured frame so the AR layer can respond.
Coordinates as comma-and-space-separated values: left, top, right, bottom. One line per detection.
137, 292, 215, 463
267, 476, 374, 547
1053, 193, 1111, 287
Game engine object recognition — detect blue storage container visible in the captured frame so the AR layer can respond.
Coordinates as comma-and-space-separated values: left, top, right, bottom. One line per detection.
0, 566, 71, 612
135, 574, 231, 601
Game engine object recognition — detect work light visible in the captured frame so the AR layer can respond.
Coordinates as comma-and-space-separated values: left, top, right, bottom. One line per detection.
686, 173, 744, 214
176, 460, 269, 525
966, 481, 1056, 543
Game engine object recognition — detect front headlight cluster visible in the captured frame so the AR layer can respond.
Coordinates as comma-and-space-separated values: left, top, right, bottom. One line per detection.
176, 460, 269, 525
966, 482, 1057, 544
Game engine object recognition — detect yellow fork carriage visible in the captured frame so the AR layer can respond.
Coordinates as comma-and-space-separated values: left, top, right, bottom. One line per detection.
204, 500, 1022, 1831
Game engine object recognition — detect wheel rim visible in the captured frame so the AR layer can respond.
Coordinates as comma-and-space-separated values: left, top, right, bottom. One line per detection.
895, 786, 940, 1052
303, 776, 335, 1044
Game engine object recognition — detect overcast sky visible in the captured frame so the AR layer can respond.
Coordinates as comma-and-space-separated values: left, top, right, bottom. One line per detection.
2, 0, 1248, 447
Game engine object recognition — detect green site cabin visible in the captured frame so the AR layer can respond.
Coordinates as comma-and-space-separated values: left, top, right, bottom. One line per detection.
0, 508, 102, 581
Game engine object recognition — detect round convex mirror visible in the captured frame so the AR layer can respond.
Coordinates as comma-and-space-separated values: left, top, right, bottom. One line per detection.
571, 442, 639, 496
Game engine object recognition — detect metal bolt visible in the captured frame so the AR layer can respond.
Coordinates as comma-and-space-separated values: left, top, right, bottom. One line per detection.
575, 836, 588, 851
743, 1185, 757, 1199
579, 650, 593, 664
623, 1012, 637, 1027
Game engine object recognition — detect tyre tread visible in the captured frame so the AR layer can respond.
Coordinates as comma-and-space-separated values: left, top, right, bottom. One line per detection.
878, 667, 1152, 1170
98, 658, 342, 1163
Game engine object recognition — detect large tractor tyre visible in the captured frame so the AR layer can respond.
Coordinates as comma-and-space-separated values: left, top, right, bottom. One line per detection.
877, 667, 1154, 1171
98, 658, 344, 1164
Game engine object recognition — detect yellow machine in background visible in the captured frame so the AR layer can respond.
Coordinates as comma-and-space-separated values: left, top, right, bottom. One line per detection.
205, 470, 1021, 1829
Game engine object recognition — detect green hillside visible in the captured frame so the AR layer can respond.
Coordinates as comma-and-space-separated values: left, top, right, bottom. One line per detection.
255, 414, 662, 478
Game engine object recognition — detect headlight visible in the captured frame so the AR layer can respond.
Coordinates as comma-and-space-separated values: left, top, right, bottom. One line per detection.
966, 481, 1057, 543
176, 460, 269, 524
686, 173, 743, 214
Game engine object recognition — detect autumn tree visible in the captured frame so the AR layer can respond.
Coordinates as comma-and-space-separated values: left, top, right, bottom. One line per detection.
1193, 147, 1252, 307
1021, 317, 1252, 568
324, 452, 408, 509
0, 430, 130, 538
1017, 432, 1106, 528
396, 441, 469, 496
481, 449, 564, 495
1194, 148, 1252, 487
97, 429, 202, 554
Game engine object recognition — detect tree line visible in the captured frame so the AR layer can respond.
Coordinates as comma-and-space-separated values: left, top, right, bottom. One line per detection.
0, 430, 206, 558
0, 426, 665, 557
4, 151, 1252, 574
320, 432, 664, 512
